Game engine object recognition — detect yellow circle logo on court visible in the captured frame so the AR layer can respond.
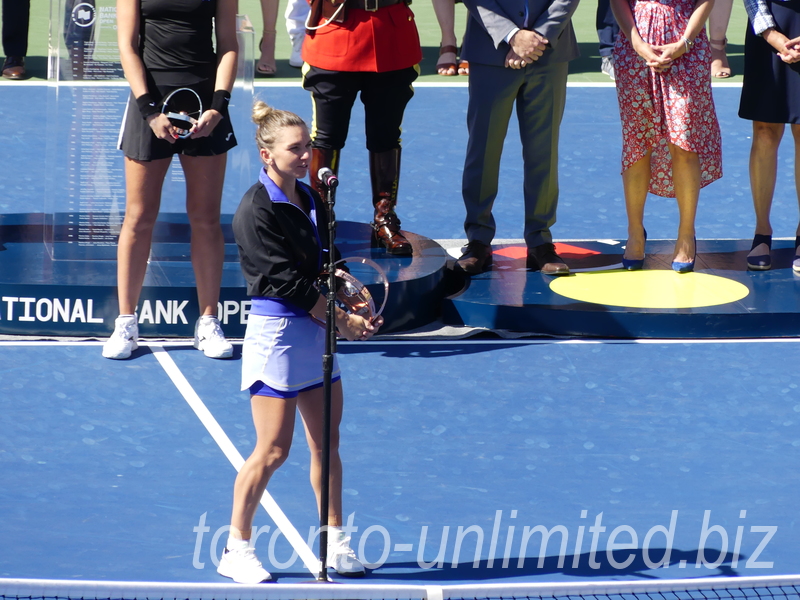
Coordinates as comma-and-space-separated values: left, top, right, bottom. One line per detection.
549, 270, 750, 309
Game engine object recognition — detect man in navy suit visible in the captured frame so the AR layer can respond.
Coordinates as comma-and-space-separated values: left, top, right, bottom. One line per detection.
455, 0, 580, 275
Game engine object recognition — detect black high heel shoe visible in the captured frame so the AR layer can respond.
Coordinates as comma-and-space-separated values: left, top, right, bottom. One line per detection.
622, 229, 647, 271
746, 233, 772, 271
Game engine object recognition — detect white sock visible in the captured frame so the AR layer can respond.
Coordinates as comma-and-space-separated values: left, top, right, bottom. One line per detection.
226, 536, 250, 551
328, 526, 344, 544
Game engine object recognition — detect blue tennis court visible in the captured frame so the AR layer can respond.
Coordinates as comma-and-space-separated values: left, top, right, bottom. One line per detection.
3, 77, 800, 598
1, 337, 798, 587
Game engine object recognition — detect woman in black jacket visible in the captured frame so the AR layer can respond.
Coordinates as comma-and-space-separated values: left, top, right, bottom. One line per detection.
219, 101, 380, 583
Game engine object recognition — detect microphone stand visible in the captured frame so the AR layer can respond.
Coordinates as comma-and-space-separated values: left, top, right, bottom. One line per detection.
318, 174, 337, 582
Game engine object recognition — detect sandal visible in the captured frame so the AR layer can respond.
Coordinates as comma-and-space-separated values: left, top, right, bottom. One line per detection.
257, 30, 277, 76
458, 58, 469, 76
437, 44, 458, 76
710, 37, 732, 79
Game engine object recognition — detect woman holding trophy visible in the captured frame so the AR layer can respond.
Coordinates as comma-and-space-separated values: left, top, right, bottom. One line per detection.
216, 101, 381, 583
104, 0, 239, 360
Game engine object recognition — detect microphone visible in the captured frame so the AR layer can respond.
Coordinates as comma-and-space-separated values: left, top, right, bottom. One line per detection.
318, 167, 339, 189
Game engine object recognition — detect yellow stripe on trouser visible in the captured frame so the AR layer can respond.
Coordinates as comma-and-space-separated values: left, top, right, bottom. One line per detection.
301, 62, 320, 142
397, 63, 420, 146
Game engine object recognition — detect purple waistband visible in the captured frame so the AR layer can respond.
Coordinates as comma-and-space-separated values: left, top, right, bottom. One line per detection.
250, 297, 309, 318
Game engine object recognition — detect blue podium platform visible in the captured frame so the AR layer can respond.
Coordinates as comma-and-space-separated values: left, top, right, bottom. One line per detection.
443, 239, 800, 339
0, 213, 448, 337
3, 215, 800, 339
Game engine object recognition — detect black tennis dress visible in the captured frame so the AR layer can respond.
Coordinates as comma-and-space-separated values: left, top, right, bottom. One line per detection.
118, 0, 237, 161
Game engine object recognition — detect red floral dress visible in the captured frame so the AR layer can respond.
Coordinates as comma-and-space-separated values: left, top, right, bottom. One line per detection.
612, 0, 722, 198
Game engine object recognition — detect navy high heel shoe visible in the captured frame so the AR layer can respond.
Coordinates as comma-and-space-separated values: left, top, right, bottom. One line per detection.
672, 237, 696, 273
622, 229, 647, 271
793, 235, 800, 273
746, 233, 772, 271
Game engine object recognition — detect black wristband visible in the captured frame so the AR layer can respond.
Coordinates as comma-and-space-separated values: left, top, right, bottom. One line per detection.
210, 89, 231, 114
136, 93, 159, 120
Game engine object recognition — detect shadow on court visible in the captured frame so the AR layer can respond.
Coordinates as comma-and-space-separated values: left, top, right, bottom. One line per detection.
368, 549, 741, 582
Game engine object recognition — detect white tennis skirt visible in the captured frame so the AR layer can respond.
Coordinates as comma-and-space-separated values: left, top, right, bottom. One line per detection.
241, 314, 340, 393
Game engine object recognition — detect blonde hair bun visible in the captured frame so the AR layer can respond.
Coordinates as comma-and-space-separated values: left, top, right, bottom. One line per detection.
252, 100, 306, 150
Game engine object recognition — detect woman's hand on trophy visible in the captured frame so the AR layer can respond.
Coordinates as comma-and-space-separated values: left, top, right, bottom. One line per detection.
336, 309, 380, 341
191, 109, 222, 138
147, 113, 177, 143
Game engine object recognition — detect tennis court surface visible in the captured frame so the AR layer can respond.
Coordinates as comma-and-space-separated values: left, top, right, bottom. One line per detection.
3, 76, 800, 599
1, 337, 799, 597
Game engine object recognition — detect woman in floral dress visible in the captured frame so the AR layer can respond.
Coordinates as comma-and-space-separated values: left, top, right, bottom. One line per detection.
611, 0, 722, 272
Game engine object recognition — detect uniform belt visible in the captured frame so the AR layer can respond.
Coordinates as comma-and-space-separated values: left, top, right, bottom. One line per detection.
348, 0, 402, 11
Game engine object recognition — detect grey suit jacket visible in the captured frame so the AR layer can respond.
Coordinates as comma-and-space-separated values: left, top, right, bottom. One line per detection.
461, 0, 580, 67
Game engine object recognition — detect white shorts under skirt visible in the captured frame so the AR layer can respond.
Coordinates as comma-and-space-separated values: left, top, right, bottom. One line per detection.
241, 314, 340, 393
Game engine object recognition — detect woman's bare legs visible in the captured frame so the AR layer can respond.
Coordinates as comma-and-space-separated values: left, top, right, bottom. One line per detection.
621, 152, 651, 262
433, 0, 457, 75
117, 157, 172, 315
791, 124, 800, 250
297, 380, 344, 526
668, 143, 700, 263
748, 121, 784, 259
180, 153, 226, 317
229, 380, 345, 536
258, 0, 279, 75
230, 394, 297, 536
708, 0, 733, 78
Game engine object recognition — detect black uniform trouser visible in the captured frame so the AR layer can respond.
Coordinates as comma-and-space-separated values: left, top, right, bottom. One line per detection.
2, 0, 30, 57
303, 65, 417, 153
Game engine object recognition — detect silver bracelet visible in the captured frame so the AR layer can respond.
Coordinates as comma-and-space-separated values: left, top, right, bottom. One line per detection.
681, 36, 694, 52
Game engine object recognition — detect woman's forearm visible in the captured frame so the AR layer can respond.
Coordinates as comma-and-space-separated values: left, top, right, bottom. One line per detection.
116, 0, 150, 98
682, 0, 715, 41
214, 0, 239, 92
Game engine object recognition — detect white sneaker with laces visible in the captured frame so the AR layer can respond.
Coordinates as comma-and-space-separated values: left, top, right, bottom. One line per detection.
328, 532, 366, 577
194, 315, 233, 359
102, 315, 138, 360
217, 546, 272, 583
289, 34, 304, 68
601, 55, 615, 81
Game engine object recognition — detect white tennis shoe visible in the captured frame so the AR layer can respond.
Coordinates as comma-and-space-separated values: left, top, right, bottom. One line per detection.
102, 315, 138, 360
328, 531, 366, 577
193, 315, 233, 359
217, 546, 272, 583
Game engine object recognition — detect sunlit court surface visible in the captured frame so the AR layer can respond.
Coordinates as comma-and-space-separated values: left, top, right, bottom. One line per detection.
4, 62, 800, 600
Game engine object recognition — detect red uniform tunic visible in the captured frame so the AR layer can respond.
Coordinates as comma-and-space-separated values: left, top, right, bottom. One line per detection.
302, 2, 422, 73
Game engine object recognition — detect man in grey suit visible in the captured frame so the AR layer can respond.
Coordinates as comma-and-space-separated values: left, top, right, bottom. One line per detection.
455, 0, 580, 275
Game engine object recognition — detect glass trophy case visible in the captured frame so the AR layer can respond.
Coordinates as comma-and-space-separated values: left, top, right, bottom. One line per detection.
44, 0, 255, 262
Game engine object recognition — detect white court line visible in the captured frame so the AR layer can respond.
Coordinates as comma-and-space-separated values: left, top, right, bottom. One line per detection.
0, 80, 744, 89
3, 337, 800, 347
148, 344, 321, 576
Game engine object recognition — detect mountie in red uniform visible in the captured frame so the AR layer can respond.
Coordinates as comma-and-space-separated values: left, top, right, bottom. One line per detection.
301, 0, 422, 254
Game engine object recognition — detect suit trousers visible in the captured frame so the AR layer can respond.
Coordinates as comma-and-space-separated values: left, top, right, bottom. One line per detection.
596, 0, 619, 57
2, 0, 30, 57
462, 60, 568, 248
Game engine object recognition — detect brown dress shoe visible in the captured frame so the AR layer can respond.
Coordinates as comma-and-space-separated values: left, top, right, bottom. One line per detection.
455, 241, 492, 274
527, 243, 569, 275
2, 56, 25, 80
